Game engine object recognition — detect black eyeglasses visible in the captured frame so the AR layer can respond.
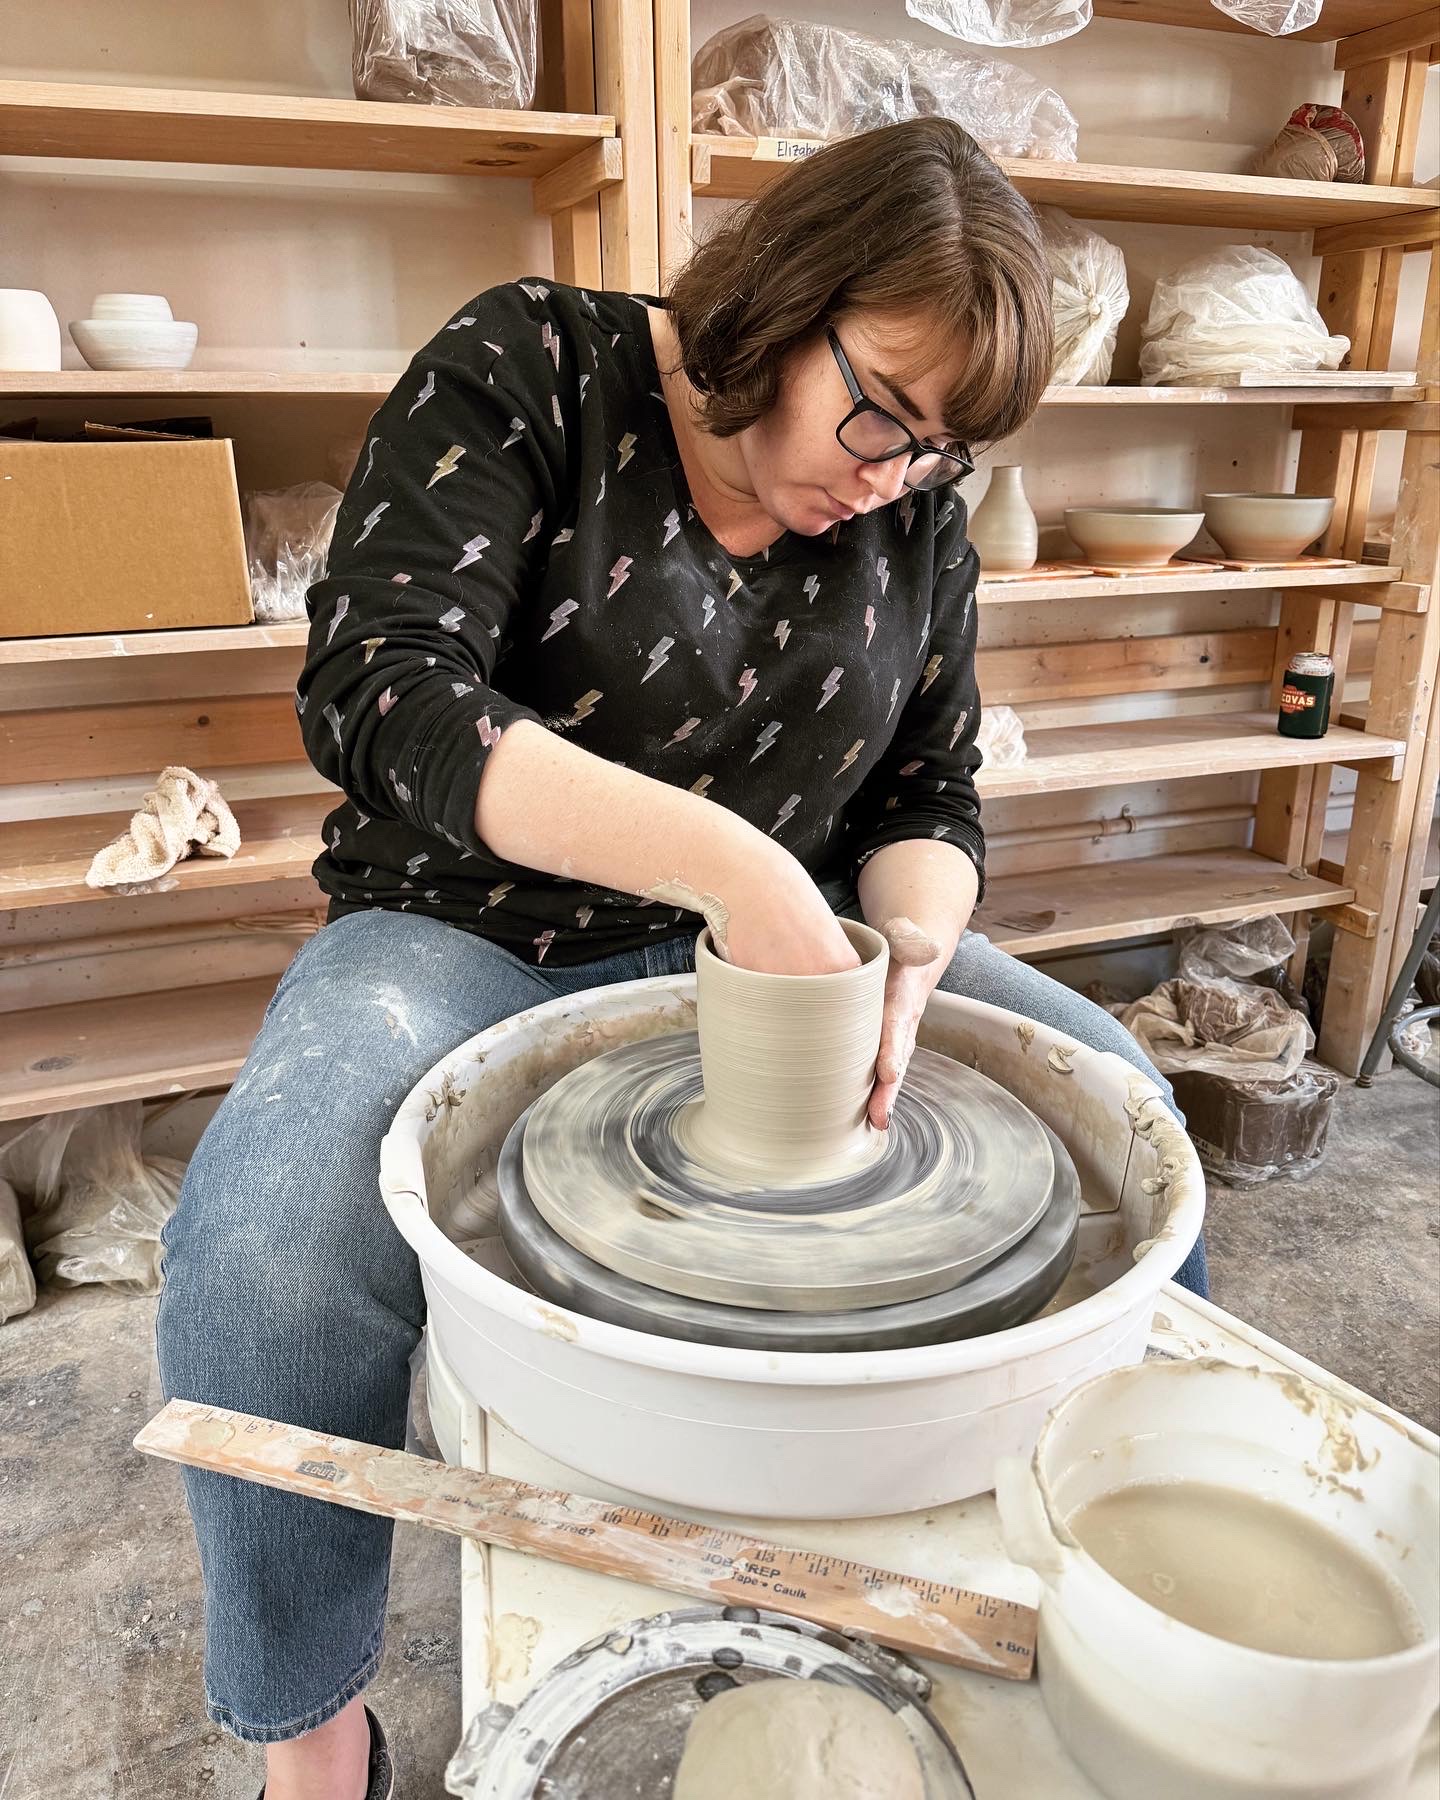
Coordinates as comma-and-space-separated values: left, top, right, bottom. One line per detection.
827, 328, 974, 493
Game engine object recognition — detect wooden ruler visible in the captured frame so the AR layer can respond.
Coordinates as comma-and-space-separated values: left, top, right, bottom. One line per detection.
136, 1399, 1035, 1681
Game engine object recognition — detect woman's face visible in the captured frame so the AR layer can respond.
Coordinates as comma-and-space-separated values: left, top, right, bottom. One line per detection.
741, 311, 968, 537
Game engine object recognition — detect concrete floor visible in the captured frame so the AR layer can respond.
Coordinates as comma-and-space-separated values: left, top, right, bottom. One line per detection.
1, 1070, 1436, 1799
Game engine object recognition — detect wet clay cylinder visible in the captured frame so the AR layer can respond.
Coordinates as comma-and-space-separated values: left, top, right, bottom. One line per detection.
685, 920, 889, 1187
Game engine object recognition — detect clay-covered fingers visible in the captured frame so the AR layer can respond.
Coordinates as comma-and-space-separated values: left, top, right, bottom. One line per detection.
870, 971, 925, 1131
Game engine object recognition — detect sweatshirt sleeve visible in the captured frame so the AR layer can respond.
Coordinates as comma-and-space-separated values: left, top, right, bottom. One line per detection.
846, 498, 988, 901
298, 296, 558, 854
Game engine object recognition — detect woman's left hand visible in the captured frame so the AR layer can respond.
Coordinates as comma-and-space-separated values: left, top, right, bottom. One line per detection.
869, 917, 956, 1130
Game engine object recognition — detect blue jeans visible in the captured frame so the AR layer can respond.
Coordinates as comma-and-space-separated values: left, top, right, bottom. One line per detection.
155, 907, 1206, 1741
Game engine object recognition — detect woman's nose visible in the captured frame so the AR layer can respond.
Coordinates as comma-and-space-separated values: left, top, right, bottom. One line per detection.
860, 455, 911, 507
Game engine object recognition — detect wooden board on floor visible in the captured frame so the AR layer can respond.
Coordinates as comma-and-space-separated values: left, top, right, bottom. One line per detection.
973, 847, 1354, 957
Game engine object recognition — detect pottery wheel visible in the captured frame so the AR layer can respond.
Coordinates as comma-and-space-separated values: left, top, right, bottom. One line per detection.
499, 1114, 1079, 1351
517, 1033, 1057, 1313
448, 1606, 974, 1800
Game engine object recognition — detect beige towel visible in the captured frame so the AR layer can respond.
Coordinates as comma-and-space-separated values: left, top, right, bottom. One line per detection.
86, 765, 241, 889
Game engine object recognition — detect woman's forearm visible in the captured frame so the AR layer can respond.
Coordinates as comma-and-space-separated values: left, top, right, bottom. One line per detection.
473, 718, 782, 947
857, 838, 979, 963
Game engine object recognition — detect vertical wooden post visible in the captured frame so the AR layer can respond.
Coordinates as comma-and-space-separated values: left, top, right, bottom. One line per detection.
652, 0, 693, 284
1252, 47, 1423, 990
594, 0, 659, 289
541, 0, 604, 287
1319, 246, 1440, 1074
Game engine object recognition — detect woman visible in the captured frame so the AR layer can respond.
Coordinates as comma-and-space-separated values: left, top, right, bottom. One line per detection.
157, 117, 1205, 1800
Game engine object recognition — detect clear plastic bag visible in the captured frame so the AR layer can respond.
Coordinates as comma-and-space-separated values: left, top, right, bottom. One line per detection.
244, 482, 343, 624
691, 15, 1080, 163
1176, 912, 1296, 984
905, 0, 1091, 49
1039, 208, 1128, 386
350, 0, 537, 110
1140, 247, 1349, 385
1209, 0, 1323, 36
1, 1102, 185, 1296
1174, 1059, 1338, 1186
976, 704, 1028, 767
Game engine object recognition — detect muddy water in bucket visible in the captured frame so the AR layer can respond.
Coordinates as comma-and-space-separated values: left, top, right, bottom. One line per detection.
1070, 1480, 1425, 1661
997, 1358, 1440, 1800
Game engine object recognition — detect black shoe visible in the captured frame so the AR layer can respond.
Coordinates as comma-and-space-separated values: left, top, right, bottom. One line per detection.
257, 1705, 394, 1800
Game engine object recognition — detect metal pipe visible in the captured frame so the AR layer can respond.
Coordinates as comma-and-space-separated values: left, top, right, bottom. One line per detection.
986, 804, 1253, 851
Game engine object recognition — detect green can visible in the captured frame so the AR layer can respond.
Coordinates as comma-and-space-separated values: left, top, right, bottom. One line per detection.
1277, 651, 1334, 739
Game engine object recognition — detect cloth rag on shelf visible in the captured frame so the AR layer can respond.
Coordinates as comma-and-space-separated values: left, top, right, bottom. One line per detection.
86, 765, 241, 890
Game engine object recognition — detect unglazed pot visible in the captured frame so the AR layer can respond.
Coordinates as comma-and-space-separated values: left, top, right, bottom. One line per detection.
1203, 492, 1336, 561
1064, 507, 1204, 569
688, 918, 888, 1186
970, 465, 1039, 573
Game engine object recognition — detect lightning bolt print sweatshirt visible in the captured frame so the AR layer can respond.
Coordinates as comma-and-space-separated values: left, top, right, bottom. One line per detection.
299, 279, 986, 964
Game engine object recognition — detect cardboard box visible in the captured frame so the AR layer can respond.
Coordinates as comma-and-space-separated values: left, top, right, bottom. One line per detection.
0, 438, 255, 638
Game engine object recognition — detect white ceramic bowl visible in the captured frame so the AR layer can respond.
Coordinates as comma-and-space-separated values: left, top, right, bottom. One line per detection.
69, 317, 198, 371
1203, 492, 1336, 562
379, 977, 1206, 1520
1065, 507, 1205, 569
88, 293, 173, 322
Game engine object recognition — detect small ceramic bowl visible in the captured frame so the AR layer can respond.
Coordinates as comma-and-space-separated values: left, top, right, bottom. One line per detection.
1064, 507, 1205, 569
88, 293, 174, 322
1203, 493, 1336, 562
69, 317, 198, 371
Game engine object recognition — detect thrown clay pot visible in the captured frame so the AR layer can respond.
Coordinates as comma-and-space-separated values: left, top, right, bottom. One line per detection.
688, 918, 889, 1185
1203, 493, 1336, 562
970, 464, 1039, 573
1065, 507, 1204, 569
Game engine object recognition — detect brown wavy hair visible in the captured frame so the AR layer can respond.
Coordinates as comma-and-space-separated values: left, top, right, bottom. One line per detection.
663, 117, 1052, 445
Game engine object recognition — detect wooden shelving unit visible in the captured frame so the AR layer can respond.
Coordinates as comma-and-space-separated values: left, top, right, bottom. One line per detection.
3, 0, 1436, 1117
0, 0, 660, 1120
650, 0, 1439, 1075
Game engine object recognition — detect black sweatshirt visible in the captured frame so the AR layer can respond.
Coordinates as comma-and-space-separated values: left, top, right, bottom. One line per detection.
299, 278, 986, 965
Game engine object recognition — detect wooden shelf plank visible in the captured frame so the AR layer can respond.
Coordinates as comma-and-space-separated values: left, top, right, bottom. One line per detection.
1093, 0, 1426, 41
3, 371, 1425, 407
974, 847, 1354, 957
976, 713, 1405, 800
0, 795, 327, 909
0, 622, 309, 664
0, 370, 399, 399
693, 138, 1436, 231
979, 564, 1403, 604
0, 976, 277, 1121
0, 79, 615, 179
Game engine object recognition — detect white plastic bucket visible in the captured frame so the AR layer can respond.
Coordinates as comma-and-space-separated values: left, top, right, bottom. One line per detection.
996, 1358, 1440, 1800
379, 975, 1205, 1519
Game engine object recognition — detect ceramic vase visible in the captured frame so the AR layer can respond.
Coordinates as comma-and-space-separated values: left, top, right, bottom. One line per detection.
970, 464, 1039, 573
0, 289, 63, 372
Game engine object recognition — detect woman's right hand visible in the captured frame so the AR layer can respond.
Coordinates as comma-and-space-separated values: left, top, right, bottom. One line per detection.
718, 840, 860, 976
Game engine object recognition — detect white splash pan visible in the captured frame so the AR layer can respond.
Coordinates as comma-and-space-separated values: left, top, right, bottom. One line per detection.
380, 977, 1205, 1519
